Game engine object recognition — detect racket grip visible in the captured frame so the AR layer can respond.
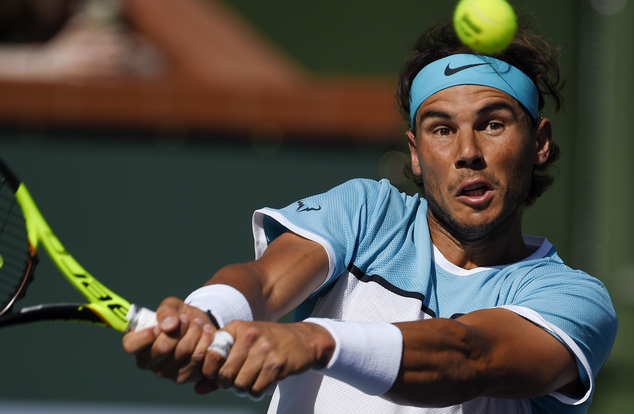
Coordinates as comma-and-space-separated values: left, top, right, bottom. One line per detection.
125, 304, 157, 332
125, 304, 234, 358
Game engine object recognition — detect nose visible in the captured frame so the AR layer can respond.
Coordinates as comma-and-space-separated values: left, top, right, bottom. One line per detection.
454, 130, 485, 170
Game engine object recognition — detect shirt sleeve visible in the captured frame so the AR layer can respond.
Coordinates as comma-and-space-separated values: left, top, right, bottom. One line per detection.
251, 178, 397, 294
499, 265, 617, 410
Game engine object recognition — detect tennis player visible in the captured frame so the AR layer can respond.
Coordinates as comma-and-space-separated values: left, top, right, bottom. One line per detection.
124, 21, 617, 414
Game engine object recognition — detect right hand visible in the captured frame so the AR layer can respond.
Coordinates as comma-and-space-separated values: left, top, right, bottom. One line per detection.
122, 296, 223, 390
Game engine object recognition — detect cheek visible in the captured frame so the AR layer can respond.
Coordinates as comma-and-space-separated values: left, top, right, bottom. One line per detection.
418, 143, 453, 176
502, 146, 535, 192
418, 153, 451, 199
418, 152, 443, 182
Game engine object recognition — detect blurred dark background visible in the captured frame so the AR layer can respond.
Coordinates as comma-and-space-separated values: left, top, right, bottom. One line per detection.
0, 0, 631, 413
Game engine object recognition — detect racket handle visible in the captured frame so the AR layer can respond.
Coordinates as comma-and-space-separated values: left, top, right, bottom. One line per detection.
125, 304, 158, 332
125, 304, 234, 358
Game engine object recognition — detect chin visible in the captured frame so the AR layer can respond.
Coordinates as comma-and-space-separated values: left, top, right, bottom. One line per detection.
429, 202, 520, 245
452, 221, 500, 244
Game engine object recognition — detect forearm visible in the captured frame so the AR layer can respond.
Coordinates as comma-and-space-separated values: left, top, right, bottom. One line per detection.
383, 310, 580, 407
383, 318, 485, 407
196, 231, 329, 322
204, 262, 306, 322
203, 263, 269, 321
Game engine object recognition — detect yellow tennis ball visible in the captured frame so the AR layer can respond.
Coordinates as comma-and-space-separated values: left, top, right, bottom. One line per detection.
453, 0, 517, 54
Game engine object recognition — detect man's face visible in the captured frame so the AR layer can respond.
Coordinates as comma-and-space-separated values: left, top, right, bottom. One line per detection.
406, 85, 551, 243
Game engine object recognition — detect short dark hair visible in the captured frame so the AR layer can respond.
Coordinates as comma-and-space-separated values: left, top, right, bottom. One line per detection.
398, 18, 564, 207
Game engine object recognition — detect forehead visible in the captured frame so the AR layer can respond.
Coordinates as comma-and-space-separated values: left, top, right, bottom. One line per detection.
417, 85, 523, 116
407, 55, 539, 127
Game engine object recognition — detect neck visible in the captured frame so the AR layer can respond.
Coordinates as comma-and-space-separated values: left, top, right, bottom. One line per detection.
428, 209, 530, 270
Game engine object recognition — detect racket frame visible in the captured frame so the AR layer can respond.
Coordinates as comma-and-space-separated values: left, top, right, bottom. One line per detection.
0, 159, 132, 331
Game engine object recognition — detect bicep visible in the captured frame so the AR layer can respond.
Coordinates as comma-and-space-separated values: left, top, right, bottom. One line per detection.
210, 231, 329, 322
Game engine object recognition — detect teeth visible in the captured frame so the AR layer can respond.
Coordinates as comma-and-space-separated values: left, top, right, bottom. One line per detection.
461, 183, 488, 196
464, 188, 486, 196
463, 184, 482, 191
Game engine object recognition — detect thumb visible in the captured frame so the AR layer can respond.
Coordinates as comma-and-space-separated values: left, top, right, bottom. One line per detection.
156, 297, 187, 332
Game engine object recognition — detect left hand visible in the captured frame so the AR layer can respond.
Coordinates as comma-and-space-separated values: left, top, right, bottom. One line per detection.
194, 320, 336, 399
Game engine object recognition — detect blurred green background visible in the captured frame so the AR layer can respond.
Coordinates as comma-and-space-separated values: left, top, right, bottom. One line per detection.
0, 0, 632, 413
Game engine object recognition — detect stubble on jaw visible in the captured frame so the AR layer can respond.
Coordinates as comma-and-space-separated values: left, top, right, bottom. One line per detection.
422, 160, 533, 248
425, 193, 524, 247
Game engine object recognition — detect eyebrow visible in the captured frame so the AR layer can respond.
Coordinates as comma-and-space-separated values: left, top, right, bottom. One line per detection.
476, 102, 518, 118
416, 101, 519, 125
417, 110, 452, 124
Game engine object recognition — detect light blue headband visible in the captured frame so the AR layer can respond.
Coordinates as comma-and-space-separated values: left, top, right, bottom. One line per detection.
409, 54, 539, 127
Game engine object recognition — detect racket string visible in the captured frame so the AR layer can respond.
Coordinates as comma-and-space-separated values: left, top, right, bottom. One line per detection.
0, 181, 35, 316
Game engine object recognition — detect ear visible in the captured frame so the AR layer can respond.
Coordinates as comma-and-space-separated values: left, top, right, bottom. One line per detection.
534, 118, 552, 165
406, 130, 422, 175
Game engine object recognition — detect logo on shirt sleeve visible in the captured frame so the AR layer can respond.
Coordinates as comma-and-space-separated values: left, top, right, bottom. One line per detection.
296, 200, 322, 212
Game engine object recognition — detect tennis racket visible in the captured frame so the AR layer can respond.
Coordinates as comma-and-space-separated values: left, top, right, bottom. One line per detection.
0, 157, 233, 357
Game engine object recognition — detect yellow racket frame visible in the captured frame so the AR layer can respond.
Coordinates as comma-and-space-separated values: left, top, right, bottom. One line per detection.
15, 183, 131, 332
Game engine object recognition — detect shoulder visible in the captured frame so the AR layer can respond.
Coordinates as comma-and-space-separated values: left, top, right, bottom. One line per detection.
507, 258, 617, 360
313, 178, 423, 214
508, 251, 614, 315
331, 178, 407, 198
500, 241, 617, 342
518, 255, 612, 301
507, 239, 610, 295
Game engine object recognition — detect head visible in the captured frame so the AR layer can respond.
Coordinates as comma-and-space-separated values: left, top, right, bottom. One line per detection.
398, 18, 563, 208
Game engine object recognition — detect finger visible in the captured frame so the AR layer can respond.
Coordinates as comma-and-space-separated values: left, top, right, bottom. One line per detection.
226, 329, 277, 400
194, 378, 221, 395
250, 367, 281, 399
208, 331, 234, 359
151, 313, 214, 381
217, 322, 252, 389
201, 330, 234, 381
173, 316, 205, 362
232, 336, 274, 396
152, 314, 189, 358
191, 323, 215, 365
201, 347, 226, 380
172, 321, 214, 384
122, 326, 158, 355
155, 297, 187, 333
232, 352, 263, 395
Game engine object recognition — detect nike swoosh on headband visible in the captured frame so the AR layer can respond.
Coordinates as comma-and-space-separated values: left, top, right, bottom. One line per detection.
444, 63, 488, 76
409, 54, 539, 127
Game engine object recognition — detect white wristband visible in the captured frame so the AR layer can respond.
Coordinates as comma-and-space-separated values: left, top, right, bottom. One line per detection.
184, 284, 253, 327
304, 318, 403, 396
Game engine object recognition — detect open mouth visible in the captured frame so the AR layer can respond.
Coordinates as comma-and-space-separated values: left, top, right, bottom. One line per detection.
460, 183, 489, 197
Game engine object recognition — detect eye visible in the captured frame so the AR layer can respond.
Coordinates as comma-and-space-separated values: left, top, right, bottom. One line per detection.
487, 122, 504, 131
434, 127, 453, 136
